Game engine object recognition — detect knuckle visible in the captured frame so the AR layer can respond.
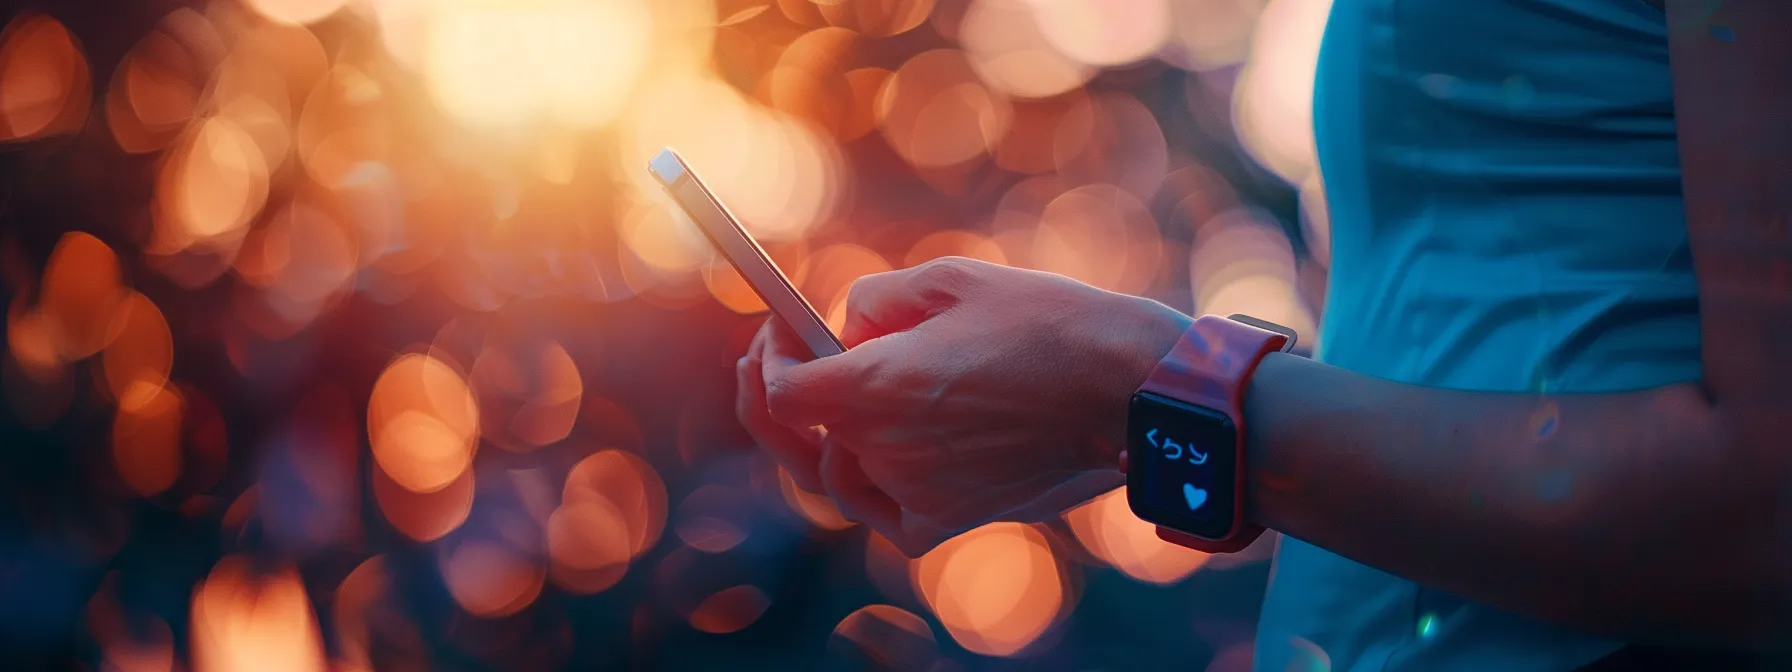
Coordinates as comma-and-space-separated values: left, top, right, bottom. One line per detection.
913, 256, 981, 293
762, 376, 805, 424
845, 273, 881, 305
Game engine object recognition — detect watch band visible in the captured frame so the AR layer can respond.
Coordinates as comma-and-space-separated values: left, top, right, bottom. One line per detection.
1133, 314, 1292, 553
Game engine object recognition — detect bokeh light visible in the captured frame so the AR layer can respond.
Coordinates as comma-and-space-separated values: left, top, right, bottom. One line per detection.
1067, 488, 1210, 584
912, 523, 1067, 657
189, 557, 328, 672
373, 459, 473, 542
246, 0, 350, 26
817, 0, 935, 37
1032, 183, 1163, 295
440, 540, 546, 619
798, 244, 892, 334
687, 585, 772, 634
880, 48, 1012, 169
0, 12, 90, 142
420, 0, 651, 129
829, 604, 941, 670
1160, 0, 1266, 72
1030, 0, 1172, 68
548, 495, 634, 594
111, 383, 184, 498
101, 292, 174, 410
1233, 0, 1332, 184
778, 467, 854, 531
368, 352, 480, 493
1191, 209, 1316, 342
469, 334, 583, 452
38, 232, 127, 361
107, 10, 221, 154
562, 449, 668, 559
152, 116, 269, 260
960, 0, 1093, 99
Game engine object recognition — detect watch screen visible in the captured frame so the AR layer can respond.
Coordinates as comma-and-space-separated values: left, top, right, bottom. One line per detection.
1125, 392, 1239, 540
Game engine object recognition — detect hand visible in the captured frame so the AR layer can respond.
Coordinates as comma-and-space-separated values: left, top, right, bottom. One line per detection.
760, 257, 1190, 554
738, 318, 960, 555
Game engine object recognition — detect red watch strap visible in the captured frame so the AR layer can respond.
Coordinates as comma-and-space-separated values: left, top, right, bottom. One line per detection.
1137, 315, 1288, 553
1138, 315, 1287, 410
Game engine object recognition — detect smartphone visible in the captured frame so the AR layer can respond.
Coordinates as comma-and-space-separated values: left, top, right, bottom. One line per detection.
648, 147, 846, 358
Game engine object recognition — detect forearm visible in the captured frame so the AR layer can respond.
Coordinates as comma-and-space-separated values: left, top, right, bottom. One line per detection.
1242, 352, 1787, 645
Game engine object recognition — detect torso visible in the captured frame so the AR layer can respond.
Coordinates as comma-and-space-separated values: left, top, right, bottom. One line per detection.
1256, 1, 1699, 670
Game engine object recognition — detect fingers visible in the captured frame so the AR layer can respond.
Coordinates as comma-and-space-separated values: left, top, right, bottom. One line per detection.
839, 257, 983, 348
763, 326, 906, 428
763, 259, 990, 426
820, 442, 899, 531
737, 322, 825, 491
821, 442, 953, 558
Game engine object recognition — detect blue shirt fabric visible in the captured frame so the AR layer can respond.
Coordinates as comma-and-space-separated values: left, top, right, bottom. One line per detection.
1254, 1, 1700, 670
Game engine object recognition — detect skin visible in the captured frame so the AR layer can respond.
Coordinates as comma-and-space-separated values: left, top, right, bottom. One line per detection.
737, 0, 1790, 649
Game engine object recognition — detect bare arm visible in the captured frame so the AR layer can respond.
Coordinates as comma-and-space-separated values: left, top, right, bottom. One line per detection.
1243, 0, 1792, 647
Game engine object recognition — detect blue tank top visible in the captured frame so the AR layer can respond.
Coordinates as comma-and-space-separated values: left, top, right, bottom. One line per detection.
1255, 1, 1700, 670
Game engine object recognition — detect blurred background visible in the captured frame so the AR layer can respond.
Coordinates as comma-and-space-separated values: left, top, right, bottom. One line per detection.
0, 0, 1336, 669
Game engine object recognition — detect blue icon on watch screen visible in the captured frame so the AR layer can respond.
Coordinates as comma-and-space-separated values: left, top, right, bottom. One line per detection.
1182, 483, 1208, 511
1148, 427, 1210, 513
1145, 428, 1207, 465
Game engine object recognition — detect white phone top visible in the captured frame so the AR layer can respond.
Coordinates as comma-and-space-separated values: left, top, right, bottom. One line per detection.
649, 148, 846, 358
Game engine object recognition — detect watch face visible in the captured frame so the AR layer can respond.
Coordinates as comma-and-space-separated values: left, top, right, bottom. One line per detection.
1125, 392, 1239, 540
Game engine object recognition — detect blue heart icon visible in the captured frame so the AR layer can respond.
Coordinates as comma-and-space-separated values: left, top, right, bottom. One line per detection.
1183, 483, 1208, 511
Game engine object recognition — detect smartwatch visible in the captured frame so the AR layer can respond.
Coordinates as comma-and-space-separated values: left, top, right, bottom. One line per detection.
1123, 314, 1294, 553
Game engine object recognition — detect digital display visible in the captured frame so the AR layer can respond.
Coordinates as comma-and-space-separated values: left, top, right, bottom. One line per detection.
1125, 392, 1239, 540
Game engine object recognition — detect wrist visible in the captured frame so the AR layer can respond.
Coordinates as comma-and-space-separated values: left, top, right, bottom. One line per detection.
1080, 295, 1191, 472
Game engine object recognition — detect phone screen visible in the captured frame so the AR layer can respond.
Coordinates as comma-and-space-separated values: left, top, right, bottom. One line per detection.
648, 148, 846, 358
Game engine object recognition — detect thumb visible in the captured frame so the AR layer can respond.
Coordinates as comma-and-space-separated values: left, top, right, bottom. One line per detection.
839, 257, 982, 348
763, 331, 906, 427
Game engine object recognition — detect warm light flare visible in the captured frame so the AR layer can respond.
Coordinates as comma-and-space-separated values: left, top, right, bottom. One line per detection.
829, 605, 940, 670
817, 0, 935, 37
246, 0, 351, 26
103, 293, 175, 410
0, 12, 91, 141
38, 232, 128, 361
372, 460, 473, 541
1233, 0, 1332, 184
547, 497, 633, 594
152, 116, 269, 255
800, 245, 890, 333
469, 335, 583, 452
562, 449, 667, 559
441, 540, 546, 618
960, 0, 1092, 99
912, 523, 1066, 657
625, 75, 844, 242
422, 0, 651, 129
1067, 488, 1209, 584
778, 468, 854, 531
1032, 184, 1162, 294
1161, 0, 1266, 71
1191, 209, 1316, 342
190, 557, 329, 672
111, 380, 184, 498
1030, 0, 1172, 67
106, 10, 221, 153
687, 585, 771, 634
368, 353, 480, 493
880, 49, 1012, 168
